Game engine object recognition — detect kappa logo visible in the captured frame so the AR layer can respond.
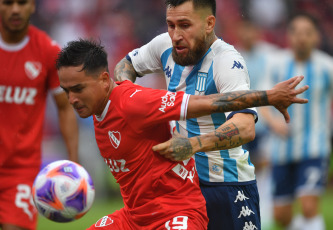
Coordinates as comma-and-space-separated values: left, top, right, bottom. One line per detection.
108, 131, 121, 149
95, 216, 114, 227
231, 60, 244, 70
24, 61, 42, 80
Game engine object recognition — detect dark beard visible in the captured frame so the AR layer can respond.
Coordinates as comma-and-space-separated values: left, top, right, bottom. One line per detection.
172, 36, 207, 66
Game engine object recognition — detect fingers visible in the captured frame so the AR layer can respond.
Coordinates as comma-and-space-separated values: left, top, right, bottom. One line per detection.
282, 110, 290, 123
289, 76, 304, 88
294, 85, 309, 95
292, 98, 309, 104
152, 143, 168, 154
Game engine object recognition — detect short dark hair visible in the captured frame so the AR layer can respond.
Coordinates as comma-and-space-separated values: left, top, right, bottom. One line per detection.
288, 12, 320, 31
165, 0, 216, 16
56, 38, 109, 76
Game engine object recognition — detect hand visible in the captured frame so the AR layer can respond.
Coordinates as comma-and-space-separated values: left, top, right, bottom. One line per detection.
268, 76, 309, 123
152, 137, 195, 161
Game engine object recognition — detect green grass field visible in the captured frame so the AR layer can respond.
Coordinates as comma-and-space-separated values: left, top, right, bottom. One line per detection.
37, 189, 333, 230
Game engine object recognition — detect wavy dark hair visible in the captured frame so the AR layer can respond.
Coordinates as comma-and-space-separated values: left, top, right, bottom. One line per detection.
56, 38, 109, 76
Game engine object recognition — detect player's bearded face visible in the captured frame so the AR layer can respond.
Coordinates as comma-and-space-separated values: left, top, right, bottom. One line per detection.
172, 35, 207, 66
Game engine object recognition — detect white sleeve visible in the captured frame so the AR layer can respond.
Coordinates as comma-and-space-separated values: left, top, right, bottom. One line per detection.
128, 33, 171, 76
213, 52, 257, 119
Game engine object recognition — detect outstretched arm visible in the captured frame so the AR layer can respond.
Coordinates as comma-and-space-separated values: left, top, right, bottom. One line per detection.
114, 57, 138, 82
153, 76, 309, 161
187, 75, 308, 122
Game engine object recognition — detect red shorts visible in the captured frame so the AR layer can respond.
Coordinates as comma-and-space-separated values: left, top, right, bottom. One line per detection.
87, 207, 208, 230
0, 168, 39, 230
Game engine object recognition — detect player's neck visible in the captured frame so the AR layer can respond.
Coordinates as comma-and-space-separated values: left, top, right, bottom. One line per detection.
0, 27, 29, 44
294, 52, 312, 63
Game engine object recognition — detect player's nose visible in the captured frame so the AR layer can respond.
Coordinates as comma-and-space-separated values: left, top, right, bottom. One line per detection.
172, 27, 183, 42
68, 92, 78, 105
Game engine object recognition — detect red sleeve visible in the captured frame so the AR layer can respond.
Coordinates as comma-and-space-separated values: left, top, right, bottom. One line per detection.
43, 35, 61, 92
120, 84, 190, 130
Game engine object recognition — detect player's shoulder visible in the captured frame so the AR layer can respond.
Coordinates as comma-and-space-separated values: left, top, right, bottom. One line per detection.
211, 39, 247, 71
149, 32, 172, 52
312, 49, 333, 65
28, 25, 60, 51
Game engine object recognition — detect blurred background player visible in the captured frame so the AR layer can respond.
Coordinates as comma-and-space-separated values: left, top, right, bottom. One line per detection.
115, 0, 275, 229
0, 0, 78, 230
260, 12, 333, 230
57, 39, 308, 230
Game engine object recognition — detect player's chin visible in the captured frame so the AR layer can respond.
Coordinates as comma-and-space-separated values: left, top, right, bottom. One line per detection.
76, 108, 91, 118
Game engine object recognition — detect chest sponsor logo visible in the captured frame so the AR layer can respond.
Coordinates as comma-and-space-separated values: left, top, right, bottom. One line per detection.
104, 158, 130, 173
108, 131, 121, 149
24, 61, 42, 80
0, 85, 37, 105
195, 72, 208, 92
95, 216, 113, 227
159, 91, 176, 113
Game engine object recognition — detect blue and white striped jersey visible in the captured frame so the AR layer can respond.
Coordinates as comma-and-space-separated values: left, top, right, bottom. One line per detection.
128, 33, 257, 184
263, 49, 333, 165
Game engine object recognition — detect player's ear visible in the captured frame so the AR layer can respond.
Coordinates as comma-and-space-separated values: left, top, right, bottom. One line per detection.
205, 15, 215, 34
100, 71, 111, 90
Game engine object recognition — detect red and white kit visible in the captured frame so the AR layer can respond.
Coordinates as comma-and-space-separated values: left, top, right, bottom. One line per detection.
0, 25, 61, 229
88, 81, 208, 230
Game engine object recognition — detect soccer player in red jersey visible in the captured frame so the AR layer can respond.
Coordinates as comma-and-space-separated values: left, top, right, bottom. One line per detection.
56, 39, 308, 230
0, 0, 78, 229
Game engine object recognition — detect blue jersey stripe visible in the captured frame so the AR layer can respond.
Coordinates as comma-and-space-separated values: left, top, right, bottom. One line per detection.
320, 69, 330, 157
223, 158, 238, 182
195, 153, 210, 182
286, 60, 295, 162
168, 64, 185, 92
303, 61, 313, 159
161, 48, 172, 70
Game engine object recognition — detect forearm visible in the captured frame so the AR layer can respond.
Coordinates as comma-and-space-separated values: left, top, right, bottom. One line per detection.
192, 114, 255, 153
187, 90, 269, 119
114, 57, 138, 82
155, 114, 255, 161
58, 107, 79, 162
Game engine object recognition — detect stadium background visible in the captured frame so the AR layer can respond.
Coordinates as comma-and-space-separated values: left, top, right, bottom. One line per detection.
30, 0, 333, 229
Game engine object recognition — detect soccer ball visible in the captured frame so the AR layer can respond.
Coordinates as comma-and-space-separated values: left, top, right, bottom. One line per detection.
32, 160, 95, 222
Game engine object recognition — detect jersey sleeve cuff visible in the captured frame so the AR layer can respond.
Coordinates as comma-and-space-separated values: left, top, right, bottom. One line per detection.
227, 109, 258, 123
51, 86, 64, 95
180, 93, 190, 120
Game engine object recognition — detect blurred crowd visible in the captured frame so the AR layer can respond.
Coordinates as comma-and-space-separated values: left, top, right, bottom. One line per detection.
34, 0, 333, 222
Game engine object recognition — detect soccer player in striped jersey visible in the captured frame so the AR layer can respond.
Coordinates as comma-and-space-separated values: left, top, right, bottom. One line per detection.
58, 39, 307, 230
260, 12, 333, 230
114, 0, 306, 229
0, 0, 78, 229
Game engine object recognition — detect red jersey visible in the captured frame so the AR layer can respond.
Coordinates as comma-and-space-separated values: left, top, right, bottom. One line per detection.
93, 81, 208, 227
0, 25, 61, 170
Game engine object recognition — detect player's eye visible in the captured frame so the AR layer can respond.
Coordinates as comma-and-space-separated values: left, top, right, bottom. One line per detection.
180, 24, 190, 29
18, 0, 28, 4
72, 87, 83, 93
168, 24, 175, 30
2, 0, 14, 5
